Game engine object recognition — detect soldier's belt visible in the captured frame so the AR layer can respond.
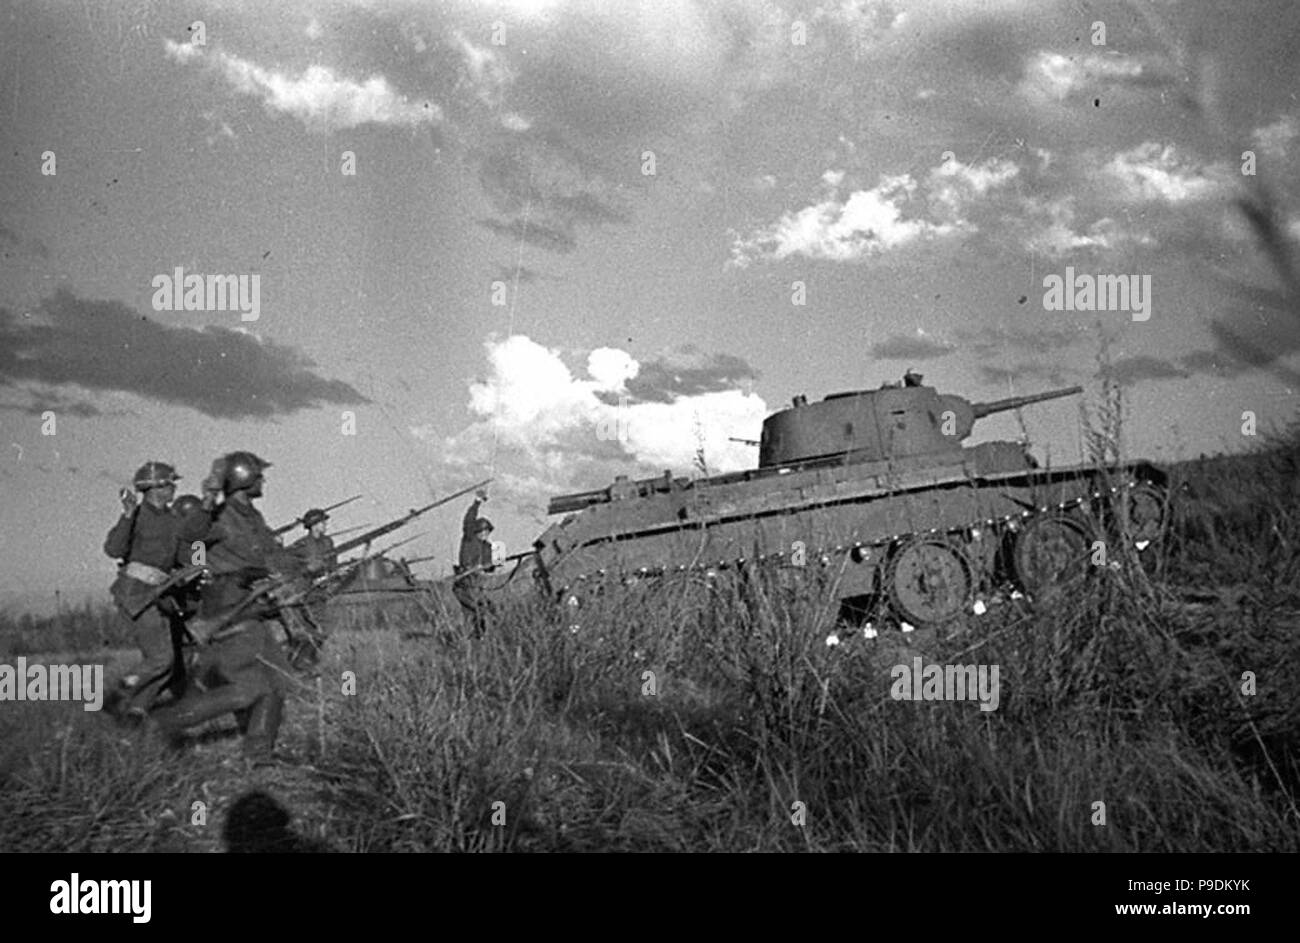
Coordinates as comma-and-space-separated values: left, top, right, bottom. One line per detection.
123, 562, 169, 586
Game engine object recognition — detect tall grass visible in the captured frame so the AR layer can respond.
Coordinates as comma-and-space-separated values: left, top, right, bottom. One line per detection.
2, 428, 1298, 851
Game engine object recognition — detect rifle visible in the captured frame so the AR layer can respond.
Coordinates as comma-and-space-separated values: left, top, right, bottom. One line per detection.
451, 548, 536, 582
399, 553, 438, 567
127, 564, 209, 619
196, 479, 489, 641
272, 494, 362, 536
330, 479, 491, 557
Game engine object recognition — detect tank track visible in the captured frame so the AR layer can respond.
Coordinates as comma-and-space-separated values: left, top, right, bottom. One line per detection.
525, 476, 1166, 631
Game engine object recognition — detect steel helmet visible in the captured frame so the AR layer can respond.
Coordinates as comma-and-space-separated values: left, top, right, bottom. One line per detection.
475, 517, 494, 534
302, 508, 329, 528
172, 494, 204, 516
133, 461, 181, 491
221, 451, 272, 494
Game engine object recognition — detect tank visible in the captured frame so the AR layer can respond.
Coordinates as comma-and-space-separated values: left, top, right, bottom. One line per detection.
316, 555, 444, 631
475, 373, 1170, 629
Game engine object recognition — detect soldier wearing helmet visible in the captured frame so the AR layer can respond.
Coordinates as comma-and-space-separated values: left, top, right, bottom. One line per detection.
103, 462, 207, 722
153, 450, 299, 765
453, 489, 496, 637
282, 507, 338, 670
289, 508, 338, 577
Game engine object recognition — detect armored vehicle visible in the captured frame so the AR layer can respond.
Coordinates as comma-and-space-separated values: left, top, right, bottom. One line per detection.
315, 555, 444, 631
479, 374, 1168, 629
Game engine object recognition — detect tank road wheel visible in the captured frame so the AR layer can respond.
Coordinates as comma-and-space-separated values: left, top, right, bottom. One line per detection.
885, 536, 974, 629
1123, 482, 1166, 547
1012, 511, 1093, 600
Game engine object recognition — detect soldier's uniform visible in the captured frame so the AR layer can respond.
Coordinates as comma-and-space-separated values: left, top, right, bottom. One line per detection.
283, 510, 338, 668
153, 452, 297, 763
453, 499, 495, 637
103, 463, 204, 717
289, 533, 337, 576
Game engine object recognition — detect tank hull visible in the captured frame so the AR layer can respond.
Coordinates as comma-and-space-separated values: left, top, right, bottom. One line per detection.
485, 453, 1168, 628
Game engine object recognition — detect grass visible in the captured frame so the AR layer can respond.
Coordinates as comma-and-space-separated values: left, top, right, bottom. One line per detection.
2, 427, 1299, 852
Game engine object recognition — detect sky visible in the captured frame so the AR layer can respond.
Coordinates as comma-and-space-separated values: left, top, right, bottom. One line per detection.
2, 0, 1298, 613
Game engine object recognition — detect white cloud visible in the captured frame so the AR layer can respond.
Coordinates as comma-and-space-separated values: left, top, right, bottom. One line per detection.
164, 40, 442, 131
732, 156, 1017, 265
1252, 115, 1298, 158
1103, 142, 1225, 204
1020, 51, 1147, 102
1022, 197, 1116, 258
452, 30, 516, 107
432, 335, 769, 493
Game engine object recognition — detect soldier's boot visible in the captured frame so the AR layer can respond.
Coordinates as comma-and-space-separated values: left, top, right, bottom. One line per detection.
152, 683, 257, 747
242, 691, 284, 764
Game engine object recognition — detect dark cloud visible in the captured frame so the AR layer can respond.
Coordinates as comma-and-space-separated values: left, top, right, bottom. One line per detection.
978, 362, 1073, 387
868, 334, 955, 360
956, 325, 1091, 357
474, 136, 630, 255
479, 218, 577, 254
1178, 349, 1240, 377
0, 289, 367, 420
0, 391, 103, 418
490, 264, 545, 285
1098, 356, 1189, 386
624, 346, 760, 404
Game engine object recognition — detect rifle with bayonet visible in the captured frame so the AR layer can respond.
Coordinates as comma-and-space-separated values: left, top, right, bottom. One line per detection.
272, 493, 362, 536
190, 479, 491, 642
451, 548, 537, 582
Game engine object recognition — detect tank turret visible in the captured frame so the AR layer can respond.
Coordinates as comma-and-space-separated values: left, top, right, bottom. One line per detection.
757, 374, 1082, 468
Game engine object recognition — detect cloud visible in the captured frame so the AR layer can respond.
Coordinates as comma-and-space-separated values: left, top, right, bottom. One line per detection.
955, 324, 1091, 357
0, 390, 103, 418
1021, 196, 1129, 259
1103, 142, 1227, 204
1098, 355, 1189, 386
1019, 51, 1150, 102
429, 334, 768, 494
0, 289, 367, 419
479, 217, 578, 254
490, 264, 546, 285
164, 40, 442, 131
868, 333, 955, 360
977, 362, 1073, 387
624, 346, 761, 403
731, 156, 1017, 265
1252, 115, 1299, 159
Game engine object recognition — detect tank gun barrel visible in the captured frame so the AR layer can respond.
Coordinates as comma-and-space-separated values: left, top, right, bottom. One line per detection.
971, 386, 1081, 419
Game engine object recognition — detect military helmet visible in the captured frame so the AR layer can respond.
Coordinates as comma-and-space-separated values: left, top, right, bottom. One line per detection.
220, 451, 272, 494
475, 517, 494, 534
172, 494, 204, 516
302, 507, 329, 528
133, 461, 181, 491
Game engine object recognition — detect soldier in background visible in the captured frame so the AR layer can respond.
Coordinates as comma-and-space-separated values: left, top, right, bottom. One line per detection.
103, 462, 205, 723
282, 507, 337, 670
453, 489, 496, 638
289, 508, 338, 575
152, 451, 298, 765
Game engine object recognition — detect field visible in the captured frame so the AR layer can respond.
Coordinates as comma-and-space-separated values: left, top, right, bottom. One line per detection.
2, 433, 1299, 853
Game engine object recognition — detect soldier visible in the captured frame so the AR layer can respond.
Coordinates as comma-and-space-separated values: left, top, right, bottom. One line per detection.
289, 508, 338, 576
152, 451, 299, 765
282, 508, 337, 670
103, 462, 205, 723
453, 489, 496, 637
